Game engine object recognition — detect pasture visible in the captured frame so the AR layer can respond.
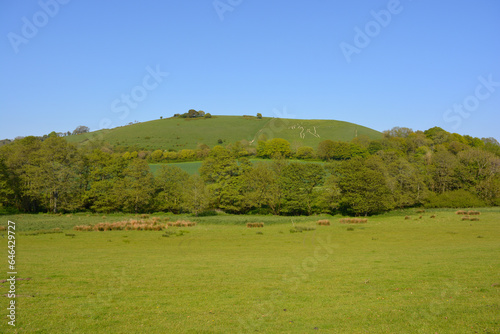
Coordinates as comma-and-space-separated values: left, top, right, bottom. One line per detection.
149, 161, 203, 175
1, 209, 499, 333
149, 159, 325, 175
66, 115, 382, 151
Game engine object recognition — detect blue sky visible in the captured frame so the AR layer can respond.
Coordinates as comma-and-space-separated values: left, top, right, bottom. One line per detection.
1, 0, 499, 140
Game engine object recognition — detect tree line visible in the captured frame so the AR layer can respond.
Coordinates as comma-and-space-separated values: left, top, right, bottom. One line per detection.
0, 126, 498, 216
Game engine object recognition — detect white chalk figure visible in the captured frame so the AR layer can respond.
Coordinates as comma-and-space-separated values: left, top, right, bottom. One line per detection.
287, 124, 320, 138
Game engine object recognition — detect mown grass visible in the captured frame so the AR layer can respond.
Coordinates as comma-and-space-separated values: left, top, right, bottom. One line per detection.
66, 116, 382, 150
1, 209, 499, 333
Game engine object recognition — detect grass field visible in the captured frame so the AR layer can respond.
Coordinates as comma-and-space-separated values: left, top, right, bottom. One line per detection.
1, 209, 499, 333
149, 159, 326, 175
149, 161, 203, 175
66, 116, 382, 151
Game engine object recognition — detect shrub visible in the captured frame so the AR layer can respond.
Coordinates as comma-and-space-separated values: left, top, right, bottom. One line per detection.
404, 216, 411, 220
424, 190, 486, 208
470, 217, 480, 221
317, 220, 330, 226
461, 216, 470, 221
296, 146, 315, 160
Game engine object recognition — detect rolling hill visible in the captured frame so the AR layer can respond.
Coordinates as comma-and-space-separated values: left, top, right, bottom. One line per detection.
66, 115, 382, 150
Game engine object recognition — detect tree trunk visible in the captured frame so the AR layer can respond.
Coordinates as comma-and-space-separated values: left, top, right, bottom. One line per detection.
53, 189, 58, 213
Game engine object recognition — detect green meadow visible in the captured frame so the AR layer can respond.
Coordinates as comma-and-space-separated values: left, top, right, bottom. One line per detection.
149, 159, 325, 175
149, 161, 203, 175
1, 209, 499, 333
66, 116, 382, 151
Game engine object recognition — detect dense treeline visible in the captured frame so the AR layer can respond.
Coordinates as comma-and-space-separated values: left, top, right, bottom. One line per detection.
0, 127, 498, 216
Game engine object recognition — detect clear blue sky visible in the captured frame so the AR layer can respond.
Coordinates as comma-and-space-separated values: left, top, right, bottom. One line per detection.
1, 0, 499, 140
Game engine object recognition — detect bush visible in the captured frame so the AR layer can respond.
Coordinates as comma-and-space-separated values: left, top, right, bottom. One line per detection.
424, 190, 486, 208
296, 146, 315, 159
196, 210, 218, 217
0, 205, 19, 215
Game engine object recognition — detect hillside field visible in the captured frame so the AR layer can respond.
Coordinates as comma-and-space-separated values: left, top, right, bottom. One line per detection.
149, 161, 203, 175
149, 159, 326, 175
1, 208, 499, 333
66, 116, 382, 150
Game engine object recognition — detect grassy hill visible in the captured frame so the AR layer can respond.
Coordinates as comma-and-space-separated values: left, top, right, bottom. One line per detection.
66, 115, 382, 150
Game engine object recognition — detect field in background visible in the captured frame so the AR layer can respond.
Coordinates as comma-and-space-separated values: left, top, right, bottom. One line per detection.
149, 161, 203, 175
1, 209, 499, 333
66, 116, 382, 151
149, 159, 326, 175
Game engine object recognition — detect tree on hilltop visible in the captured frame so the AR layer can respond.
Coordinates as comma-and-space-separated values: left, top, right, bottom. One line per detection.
72, 125, 90, 135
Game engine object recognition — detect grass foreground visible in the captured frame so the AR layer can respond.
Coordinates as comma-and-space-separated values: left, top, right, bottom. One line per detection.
1, 209, 499, 333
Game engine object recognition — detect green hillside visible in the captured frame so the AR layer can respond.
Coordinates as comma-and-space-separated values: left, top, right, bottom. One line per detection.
66, 115, 382, 150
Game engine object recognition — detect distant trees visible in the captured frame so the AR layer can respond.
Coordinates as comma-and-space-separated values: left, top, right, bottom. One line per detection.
155, 165, 190, 213
317, 140, 366, 160
0, 157, 14, 208
296, 146, 314, 159
336, 157, 394, 215
72, 125, 90, 135
0, 123, 498, 215
257, 113, 262, 119
279, 162, 325, 215
257, 138, 291, 158
175, 109, 207, 118
115, 159, 155, 213
150, 149, 164, 162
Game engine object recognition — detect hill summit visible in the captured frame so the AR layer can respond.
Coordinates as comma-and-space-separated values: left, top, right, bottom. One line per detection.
66, 115, 382, 150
